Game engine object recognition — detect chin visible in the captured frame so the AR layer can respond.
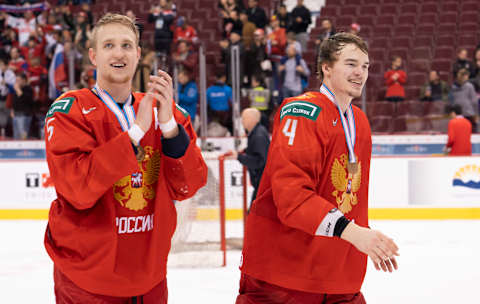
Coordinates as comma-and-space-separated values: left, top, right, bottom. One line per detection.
106, 73, 132, 85
348, 90, 363, 99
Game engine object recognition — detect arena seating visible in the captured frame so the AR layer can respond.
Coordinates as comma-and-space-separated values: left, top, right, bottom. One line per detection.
312, 0, 480, 133
91, 0, 280, 89
89, 0, 473, 133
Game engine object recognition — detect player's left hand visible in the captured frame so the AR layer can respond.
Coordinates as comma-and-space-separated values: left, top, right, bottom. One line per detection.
371, 256, 398, 273
148, 70, 174, 123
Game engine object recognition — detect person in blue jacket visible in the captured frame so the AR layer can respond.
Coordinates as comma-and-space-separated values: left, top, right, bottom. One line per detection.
177, 68, 198, 122
206, 70, 233, 133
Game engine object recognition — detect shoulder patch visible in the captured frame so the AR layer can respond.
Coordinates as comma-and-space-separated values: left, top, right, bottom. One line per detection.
175, 104, 189, 118
46, 97, 75, 118
280, 101, 321, 121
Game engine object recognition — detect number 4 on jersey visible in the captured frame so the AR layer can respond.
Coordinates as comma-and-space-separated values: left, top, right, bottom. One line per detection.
282, 118, 298, 146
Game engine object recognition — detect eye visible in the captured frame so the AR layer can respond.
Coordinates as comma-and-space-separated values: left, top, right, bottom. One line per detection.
122, 43, 132, 49
104, 43, 113, 49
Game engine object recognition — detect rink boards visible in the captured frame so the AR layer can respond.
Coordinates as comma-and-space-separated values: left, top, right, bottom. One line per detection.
0, 138, 479, 220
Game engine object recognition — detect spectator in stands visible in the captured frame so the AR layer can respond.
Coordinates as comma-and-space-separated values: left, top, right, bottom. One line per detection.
420, 70, 449, 102
0, 26, 18, 51
148, 0, 175, 55
384, 56, 407, 132
79, 2, 94, 27
219, 0, 237, 19
247, 74, 270, 130
267, 15, 287, 97
469, 48, 480, 100
289, 0, 311, 52
247, 0, 267, 29
172, 40, 198, 73
133, 43, 156, 92
61, 5, 76, 34
452, 48, 475, 78
74, 11, 89, 43
450, 68, 478, 133
173, 16, 198, 45
29, 56, 48, 139
20, 36, 45, 66
2, 9, 37, 46
315, 19, 335, 74
240, 10, 256, 51
245, 29, 268, 87
0, 58, 15, 138
220, 30, 245, 86
275, 4, 290, 29
223, 9, 243, 39
126, 10, 144, 41
267, 15, 287, 61
384, 55, 407, 102
349, 23, 361, 36
177, 68, 199, 122
73, 14, 92, 51
444, 104, 472, 156
206, 70, 233, 133
315, 19, 335, 46
28, 56, 47, 105
8, 47, 27, 74
226, 108, 270, 204
11, 72, 33, 140
219, 0, 245, 19
279, 44, 310, 99
286, 30, 302, 55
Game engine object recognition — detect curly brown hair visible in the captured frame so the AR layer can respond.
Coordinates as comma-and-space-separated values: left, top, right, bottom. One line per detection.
317, 32, 368, 80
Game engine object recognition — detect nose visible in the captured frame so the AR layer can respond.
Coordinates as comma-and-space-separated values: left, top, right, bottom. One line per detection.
112, 45, 125, 59
354, 65, 366, 77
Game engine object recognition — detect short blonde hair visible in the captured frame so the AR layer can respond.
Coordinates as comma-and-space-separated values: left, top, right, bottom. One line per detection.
91, 13, 139, 48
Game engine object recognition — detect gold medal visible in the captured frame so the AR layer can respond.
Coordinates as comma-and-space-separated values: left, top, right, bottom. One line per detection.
347, 161, 358, 175
136, 145, 146, 162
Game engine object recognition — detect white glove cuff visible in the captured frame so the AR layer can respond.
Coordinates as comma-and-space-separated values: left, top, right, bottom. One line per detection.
128, 124, 145, 146
159, 116, 177, 133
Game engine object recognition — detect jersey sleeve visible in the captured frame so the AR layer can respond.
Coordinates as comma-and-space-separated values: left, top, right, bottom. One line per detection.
269, 100, 337, 235
161, 102, 208, 201
44, 93, 139, 210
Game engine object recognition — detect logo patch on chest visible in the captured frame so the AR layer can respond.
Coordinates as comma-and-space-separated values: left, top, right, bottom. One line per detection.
280, 101, 321, 121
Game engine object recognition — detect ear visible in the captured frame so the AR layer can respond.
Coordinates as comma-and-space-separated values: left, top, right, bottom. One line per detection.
88, 47, 96, 66
322, 62, 331, 78
137, 46, 141, 61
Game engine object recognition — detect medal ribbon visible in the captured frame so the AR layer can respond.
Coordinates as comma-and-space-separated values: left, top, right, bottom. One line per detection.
320, 84, 357, 164
92, 83, 135, 132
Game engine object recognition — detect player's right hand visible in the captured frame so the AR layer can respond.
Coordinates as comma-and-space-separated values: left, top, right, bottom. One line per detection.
341, 222, 399, 272
134, 85, 155, 133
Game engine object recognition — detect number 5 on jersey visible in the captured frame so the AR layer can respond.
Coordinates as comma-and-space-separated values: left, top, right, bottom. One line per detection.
282, 118, 298, 146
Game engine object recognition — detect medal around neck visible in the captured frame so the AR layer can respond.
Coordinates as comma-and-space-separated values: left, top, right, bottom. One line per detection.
347, 161, 358, 175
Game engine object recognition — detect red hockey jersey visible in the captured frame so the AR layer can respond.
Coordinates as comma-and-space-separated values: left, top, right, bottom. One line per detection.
44, 88, 207, 297
240, 91, 372, 294
447, 116, 472, 156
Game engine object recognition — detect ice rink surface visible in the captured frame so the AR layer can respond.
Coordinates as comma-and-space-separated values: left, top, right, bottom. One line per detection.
1, 219, 479, 303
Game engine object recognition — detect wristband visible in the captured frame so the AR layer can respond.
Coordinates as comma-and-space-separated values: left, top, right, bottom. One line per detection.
128, 124, 145, 146
315, 208, 344, 237
159, 116, 177, 133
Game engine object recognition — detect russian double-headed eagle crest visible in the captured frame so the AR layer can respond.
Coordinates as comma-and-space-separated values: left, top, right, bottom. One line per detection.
330, 154, 362, 214
113, 146, 160, 211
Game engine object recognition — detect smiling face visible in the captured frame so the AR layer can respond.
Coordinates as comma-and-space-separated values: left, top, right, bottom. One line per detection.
322, 43, 369, 99
89, 23, 140, 88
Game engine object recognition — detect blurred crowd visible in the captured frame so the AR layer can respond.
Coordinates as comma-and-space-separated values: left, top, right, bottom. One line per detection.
2, 0, 476, 141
